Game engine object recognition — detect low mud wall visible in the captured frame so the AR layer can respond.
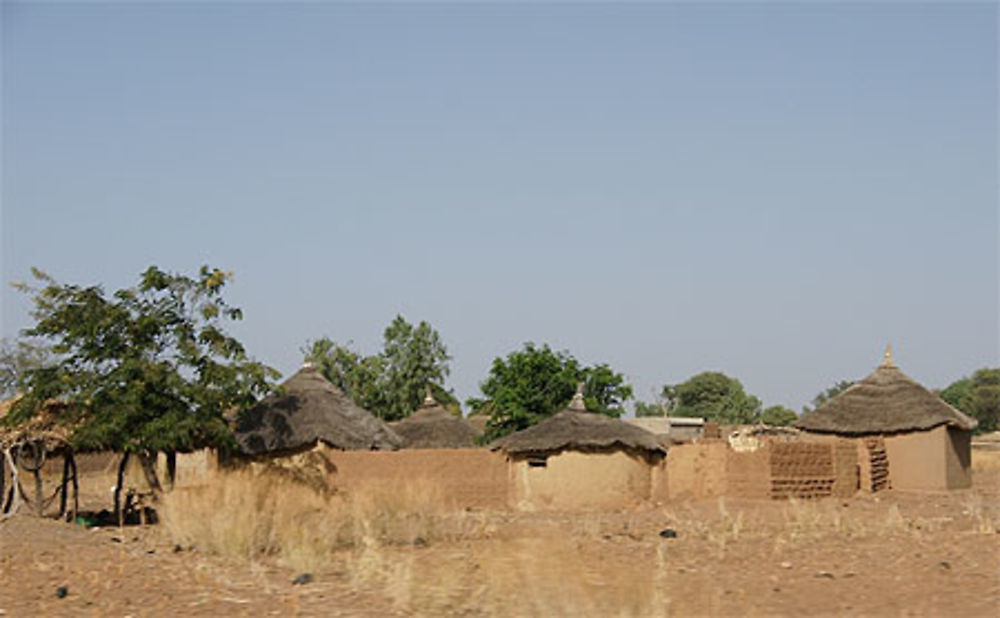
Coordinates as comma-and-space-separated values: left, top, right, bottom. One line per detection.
321, 448, 510, 510
666, 439, 859, 501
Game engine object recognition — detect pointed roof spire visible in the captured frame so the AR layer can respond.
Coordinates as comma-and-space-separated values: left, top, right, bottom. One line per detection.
423, 385, 437, 407
569, 382, 586, 411
880, 343, 895, 368
301, 360, 317, 370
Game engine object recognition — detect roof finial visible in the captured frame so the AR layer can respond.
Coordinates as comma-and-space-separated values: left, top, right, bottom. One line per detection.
569, 382, 586, 411
880, 343, 895, 368
423, 385, 436, 407
302, 360, 316, 370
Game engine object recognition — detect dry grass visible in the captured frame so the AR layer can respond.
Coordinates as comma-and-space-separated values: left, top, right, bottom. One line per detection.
157, 464, 1000, 616
972, 448, 1000, 472
158, 469, 474, 572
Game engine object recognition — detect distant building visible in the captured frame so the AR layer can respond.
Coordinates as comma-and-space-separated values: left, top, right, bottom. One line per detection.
624, 416, 705, 442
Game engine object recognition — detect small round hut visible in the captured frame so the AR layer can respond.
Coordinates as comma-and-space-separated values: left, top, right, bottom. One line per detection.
796, 346, 978, 491
235, 364, 401, 456
491, 385, 666, 510
392, 389, 483, 449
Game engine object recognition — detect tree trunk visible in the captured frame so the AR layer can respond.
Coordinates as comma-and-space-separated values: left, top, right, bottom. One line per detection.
59, 451, 70, 518
2, 448, 19, 517
0, 450, 5, 513
139, 452, 162, 495
68, 452, 79, 522
114, 452, 130, 527
165, 451, 177, 491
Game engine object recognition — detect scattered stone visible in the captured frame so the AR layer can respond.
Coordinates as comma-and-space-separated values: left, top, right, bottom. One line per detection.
815, 571, 836, 579
772, 587, 781, 593
172, 544, 183, 553
412, 537, 428, 548
780, 561, 793, 570
659, 528, 678, 539
146, 549, 155, 555
55, 586, 68, 599
110, 537, 122, 543
939, 561, 951, 571
292, 573, 314, 586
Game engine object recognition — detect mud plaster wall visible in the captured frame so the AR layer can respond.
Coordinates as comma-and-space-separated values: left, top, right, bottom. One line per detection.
884, 427, 947, 491
726, 447, 771, 500
321, 447, 509, 510
510, 450, 653, 511
665, 442, 728, 500
945, 429, 972, 489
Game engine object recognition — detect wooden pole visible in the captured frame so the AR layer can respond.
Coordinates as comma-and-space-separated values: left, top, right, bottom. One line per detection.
2, 448, 20, 518
0, 449, 5, 513
166, 451, 177, 491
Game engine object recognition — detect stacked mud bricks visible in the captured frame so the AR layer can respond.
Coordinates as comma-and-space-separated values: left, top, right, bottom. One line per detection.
768, 440, 859, 499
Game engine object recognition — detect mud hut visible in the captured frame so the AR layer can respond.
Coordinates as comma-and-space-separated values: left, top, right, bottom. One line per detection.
392, 389, 483, 449
491, 385, 666, 510
796, 346, 977, 491
235, 364, 401, 456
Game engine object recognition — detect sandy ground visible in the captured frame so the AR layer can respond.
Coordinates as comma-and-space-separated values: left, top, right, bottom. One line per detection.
2, 458, 999, 616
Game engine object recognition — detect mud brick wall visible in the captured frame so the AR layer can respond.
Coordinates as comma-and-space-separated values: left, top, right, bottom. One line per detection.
831, 439, 860, 498
725, 447, 771, 500
665, 441, 729, 500
323, 448, 510, 510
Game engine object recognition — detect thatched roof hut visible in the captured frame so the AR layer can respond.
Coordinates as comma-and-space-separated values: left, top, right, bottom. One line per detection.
491, 387, 665, 457
392, 389, 482, 449
796, 347, 977, 435
235, 364, 401, 455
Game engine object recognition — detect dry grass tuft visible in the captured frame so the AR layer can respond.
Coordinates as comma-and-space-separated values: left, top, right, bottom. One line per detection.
972, 448, 1000, 472
159, 469, 469, 572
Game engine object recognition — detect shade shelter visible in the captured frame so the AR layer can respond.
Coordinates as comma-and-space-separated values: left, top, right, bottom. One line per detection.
0, 398, 79, 520
796, 346, 977, 490
235, 364, 401, 456
492, 386, 666, 510
392, 389, 482, 449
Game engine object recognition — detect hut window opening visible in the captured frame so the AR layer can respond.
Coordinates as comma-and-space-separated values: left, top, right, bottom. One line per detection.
527, 455, 548, 468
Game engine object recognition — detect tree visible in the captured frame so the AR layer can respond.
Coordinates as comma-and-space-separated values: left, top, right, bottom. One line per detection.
7, 266, 278, 507
941, 369, 1000, 434
635, 400, 668, 417
669, 371, 762, 424
0, 338, 51, 399
466, 343, 633, 440
802, 379, 855, 414
304, 315, 454, 421
761, 405, 798, 426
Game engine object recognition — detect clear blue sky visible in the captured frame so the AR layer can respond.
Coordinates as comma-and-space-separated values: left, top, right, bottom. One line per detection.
2, 2, 997, 413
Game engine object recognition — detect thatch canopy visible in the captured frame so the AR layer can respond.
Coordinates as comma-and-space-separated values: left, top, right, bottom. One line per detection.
392, 390, 482, 449
235, 365, 401, 455
796, 347, 978, 436
0, 397, 74, 452
491, 387, 665, 457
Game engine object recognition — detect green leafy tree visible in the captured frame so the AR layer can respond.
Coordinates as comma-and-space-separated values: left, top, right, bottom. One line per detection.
941, 369, 1000, 434
0, 338, 52, 399
7, 266, 278, 461
304, 315, 454, 421
761, 405, 798, 426
467, 343, 633, 441
669, 371, 762, 424
635, 400, 668, 417
802, 379, 855, 414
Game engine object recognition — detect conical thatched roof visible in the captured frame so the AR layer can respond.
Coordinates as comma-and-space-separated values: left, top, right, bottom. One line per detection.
235, 365, 401, 455
796, 347, 978, 436
491, 386, 665, 457
392, 389, 482, 449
